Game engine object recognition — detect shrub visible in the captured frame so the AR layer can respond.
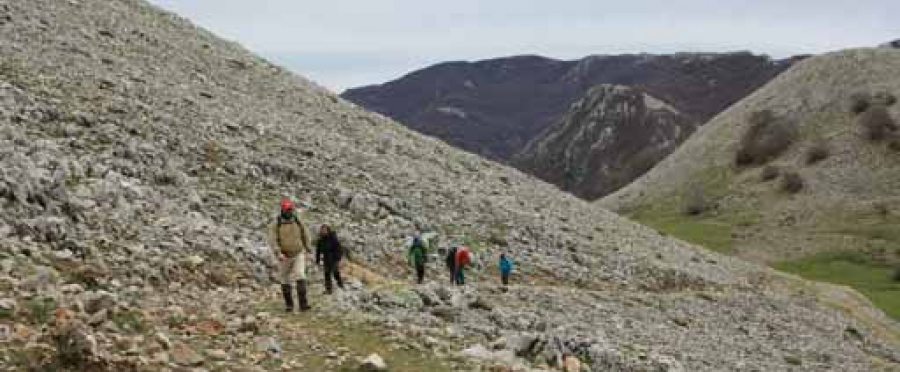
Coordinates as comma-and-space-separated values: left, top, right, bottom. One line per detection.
780, 171, 804, 194
760, 165, 780, 181
849, 93, 870, 115
858, 105, 898, 141
804, 141, 830, 165
736, 110, 797, 166
874, 202, 890, 218
893, 267, 900, 282
874, 91, 897, 107
889, 138, 900, 152
683, 184, 708, 216
203, 140, 223, 165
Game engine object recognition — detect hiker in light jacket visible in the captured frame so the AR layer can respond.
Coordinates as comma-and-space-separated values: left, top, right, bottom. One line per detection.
270, 199, 312, 312
315, 224, 344, 294
407, 235, 428, 284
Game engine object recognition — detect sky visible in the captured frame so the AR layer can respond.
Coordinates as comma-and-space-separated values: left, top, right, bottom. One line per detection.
148, 0, 898, 92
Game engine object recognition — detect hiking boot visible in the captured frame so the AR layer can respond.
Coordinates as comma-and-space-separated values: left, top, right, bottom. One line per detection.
281, 284, 294, 312
297, 280, 311, 311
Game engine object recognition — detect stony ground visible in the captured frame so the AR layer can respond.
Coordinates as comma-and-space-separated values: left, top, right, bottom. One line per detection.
0, 0, 898, 371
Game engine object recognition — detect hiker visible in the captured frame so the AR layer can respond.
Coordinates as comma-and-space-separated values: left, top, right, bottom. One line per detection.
453, 246, 471, 286
499, 253, 513, 286
315, 224, 344, 294
445, 246, 458, 284
270, 199, 312, 312
407, 235, 428, 284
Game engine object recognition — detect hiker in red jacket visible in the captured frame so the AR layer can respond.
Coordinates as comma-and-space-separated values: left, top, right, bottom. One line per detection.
453, 246, 471, 285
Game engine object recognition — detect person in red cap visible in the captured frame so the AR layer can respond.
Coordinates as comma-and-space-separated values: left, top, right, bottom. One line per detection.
270, 198, 312, 312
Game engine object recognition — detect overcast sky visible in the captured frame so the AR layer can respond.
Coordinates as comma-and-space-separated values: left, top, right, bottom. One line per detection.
148, 0, 898, 92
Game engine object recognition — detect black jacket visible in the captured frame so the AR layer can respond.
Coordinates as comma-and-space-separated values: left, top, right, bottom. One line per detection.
316, 232, 343, 265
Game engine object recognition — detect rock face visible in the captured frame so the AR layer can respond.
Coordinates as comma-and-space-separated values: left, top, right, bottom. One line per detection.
0, 0, 897, 371
515, 85, 696, 199
342, 53, 797, 163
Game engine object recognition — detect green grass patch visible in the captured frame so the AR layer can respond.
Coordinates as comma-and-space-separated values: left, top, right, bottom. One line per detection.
775, 251, 900, 320
111, 309, 148, 334
630, 211, 736, 254
23, 297, 58, 325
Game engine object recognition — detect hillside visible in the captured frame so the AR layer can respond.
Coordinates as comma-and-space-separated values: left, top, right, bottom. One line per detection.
515, 84, 697, 199
603, 47, 900, 321
342, 53, 795, 162
0, 1, 898, 371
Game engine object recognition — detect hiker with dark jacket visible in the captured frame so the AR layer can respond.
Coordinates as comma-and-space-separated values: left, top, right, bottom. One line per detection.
407, 235, 428, 284
315, 224, 344, 294
269, 199, 312, 312
445, 246, 458, 284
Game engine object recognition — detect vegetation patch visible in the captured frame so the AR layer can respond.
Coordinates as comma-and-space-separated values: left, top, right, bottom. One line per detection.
858, 105, 897, 141
23, 297, 58, 325
775, 251, 900, 320
631, 209, 737, 254
780, 171, 804, 194
804, 141, 830, 165
760, 165, 780, 182
735, 110, 797, 166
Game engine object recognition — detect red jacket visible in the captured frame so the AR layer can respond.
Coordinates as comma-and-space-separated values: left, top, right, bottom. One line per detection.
455, 247, 471, 267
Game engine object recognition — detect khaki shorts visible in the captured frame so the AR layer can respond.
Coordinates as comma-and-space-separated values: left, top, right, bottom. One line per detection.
278, 254, 307, 284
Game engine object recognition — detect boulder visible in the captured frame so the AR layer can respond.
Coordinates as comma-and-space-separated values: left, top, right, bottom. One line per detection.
359, 353, 387, 371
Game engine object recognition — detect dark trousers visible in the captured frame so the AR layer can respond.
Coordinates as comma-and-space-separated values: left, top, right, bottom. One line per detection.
501, 272, 510, 286
454, 268, 465, 285
415, 263, 426, 284
281, 280, 310, 311
323, 261, 344, 294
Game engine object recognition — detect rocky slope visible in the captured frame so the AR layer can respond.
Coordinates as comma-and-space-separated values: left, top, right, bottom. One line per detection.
602, 47, 900, 319
0, 1, 897, 371
515, 85, 697, 199
342, 53, 795, 161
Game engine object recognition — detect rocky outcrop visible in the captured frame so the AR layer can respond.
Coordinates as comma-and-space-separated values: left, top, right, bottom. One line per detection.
342, 53, 797, 164
515, 85, 696, 199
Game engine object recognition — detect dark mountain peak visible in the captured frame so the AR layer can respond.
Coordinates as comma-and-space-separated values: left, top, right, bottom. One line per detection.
515, 83, 695, 199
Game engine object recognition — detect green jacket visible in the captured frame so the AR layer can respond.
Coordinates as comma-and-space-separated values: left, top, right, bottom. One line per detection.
407, 240, 427, 266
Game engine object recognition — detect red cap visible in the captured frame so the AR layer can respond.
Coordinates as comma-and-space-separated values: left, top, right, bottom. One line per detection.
280, 199, 294, 212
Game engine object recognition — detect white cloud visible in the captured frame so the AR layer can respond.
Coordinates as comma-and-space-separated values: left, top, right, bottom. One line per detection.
148, 0, 899, 91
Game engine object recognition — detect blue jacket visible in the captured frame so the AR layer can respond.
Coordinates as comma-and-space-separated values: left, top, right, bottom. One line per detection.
499, 256, 513, 274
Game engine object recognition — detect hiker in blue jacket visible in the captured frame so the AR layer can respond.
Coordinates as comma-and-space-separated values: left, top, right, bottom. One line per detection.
499, 253, 513, 286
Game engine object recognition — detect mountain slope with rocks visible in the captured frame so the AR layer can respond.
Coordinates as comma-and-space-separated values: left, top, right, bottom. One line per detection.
602, 47, 900, 321
0, 1, 897, 371
515, 84, 697, 199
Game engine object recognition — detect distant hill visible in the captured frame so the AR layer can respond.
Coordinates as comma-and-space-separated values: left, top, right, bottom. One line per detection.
603, 47, 900, 320
342, 52, 796, 160
515, 84, 697, 199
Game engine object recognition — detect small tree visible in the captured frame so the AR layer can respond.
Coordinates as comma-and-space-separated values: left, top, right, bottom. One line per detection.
736, 110, 797, 166
849, 93, 870, 115
858, 105, 898, 141
760, 165, 780, 181
780, 171, 804, 194
683, 183, 708, 216
804, 141, 830, 165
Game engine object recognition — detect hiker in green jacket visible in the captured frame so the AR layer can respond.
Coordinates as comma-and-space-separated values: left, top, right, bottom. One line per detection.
407, 235, 428, 284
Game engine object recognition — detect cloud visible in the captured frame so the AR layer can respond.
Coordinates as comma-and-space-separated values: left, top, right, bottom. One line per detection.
148, 0, 899, 91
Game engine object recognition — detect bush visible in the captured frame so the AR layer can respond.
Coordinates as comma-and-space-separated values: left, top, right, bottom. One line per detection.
760, 165, 780, 181
893, 267, 900, 282
780, 171, 805, 194
874, 202, 890, 218
849, 93, 870, 115
858, 105, 898, 141
889, 138, 900, 152
874, 91, 897, 107
804, 141, 830, 165
736, 110, 797, 166
683, 184, 708, 216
